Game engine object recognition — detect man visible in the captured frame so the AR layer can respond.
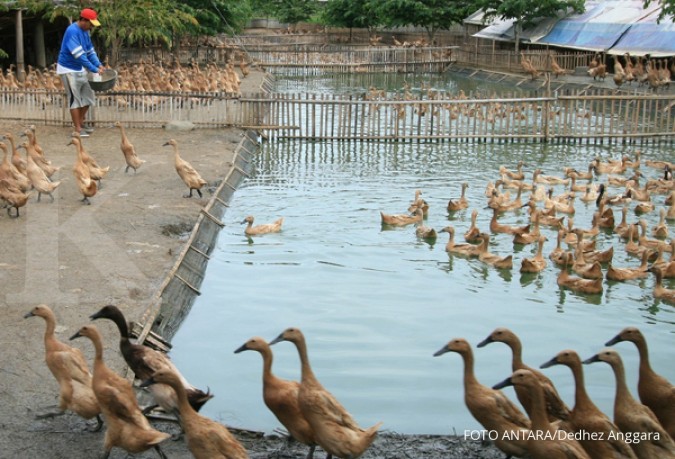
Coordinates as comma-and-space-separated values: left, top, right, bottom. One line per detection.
57, 8, 105, 137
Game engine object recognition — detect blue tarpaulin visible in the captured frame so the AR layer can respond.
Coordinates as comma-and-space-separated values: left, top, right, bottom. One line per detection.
472, 0, 675, 55
538, 1, 664, 51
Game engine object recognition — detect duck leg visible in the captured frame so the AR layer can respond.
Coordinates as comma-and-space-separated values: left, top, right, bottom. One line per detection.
196, 188, 203, 198
37, 192, 42, 202
305, 445, 316, 459
7, 206, 19, 217
125, 165, 130, 173
88, 414, 104, 432
154, 445, 168, 459
183, 188, 194, 198
80, 196, 91, 205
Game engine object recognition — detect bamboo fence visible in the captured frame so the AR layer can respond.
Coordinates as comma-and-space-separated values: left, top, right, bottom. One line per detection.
1, 87, 673, 144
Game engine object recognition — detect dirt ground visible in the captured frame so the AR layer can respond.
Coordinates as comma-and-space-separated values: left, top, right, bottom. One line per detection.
0, 69, 505, 458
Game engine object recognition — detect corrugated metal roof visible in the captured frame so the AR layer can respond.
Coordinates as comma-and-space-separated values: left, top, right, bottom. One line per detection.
537, 0, 662, 51
471, 0, 675, 56
608, 6, 675, 57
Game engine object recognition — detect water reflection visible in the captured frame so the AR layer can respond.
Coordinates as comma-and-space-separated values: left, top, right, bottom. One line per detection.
171, 103, 675, 436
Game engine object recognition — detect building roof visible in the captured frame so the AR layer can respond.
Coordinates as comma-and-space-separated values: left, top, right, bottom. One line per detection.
471, 0, 675, 56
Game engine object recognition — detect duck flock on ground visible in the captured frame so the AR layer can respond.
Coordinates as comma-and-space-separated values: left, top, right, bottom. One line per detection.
22, 299, 675, 458
0, 124, 211, 216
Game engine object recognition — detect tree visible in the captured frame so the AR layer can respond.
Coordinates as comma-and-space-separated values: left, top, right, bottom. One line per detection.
377, 0, 476, 43
268, 0, 318, 25
178, 0, 253, 36
475, 0, 584, 53
322, 0, 382, 39
645, 0, 675, 21
41, 0, 198, 67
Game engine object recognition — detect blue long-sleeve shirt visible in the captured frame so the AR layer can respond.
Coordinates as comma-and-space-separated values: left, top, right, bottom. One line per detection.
57, 22, 101, 73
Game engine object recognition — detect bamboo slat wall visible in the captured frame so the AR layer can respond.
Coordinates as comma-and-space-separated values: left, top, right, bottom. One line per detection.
1, 88, 673, 144
0, 89, 247, 128
253, 92, 675, 145
249, 46, 456, 75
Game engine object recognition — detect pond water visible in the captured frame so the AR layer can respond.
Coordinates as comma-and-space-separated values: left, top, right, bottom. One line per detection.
170, 74, 674, 435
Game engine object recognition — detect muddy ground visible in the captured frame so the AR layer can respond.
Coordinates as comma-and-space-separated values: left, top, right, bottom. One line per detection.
0, 69, 505, 458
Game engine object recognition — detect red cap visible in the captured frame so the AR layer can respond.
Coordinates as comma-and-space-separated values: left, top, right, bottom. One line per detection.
80, 8, 100, 26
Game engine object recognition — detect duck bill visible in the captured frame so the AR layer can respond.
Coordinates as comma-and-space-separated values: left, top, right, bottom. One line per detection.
492, 376, 514, 390
540, 356, 559, 369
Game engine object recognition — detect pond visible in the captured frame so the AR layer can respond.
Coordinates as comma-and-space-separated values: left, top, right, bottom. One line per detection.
169, 135, 674, 435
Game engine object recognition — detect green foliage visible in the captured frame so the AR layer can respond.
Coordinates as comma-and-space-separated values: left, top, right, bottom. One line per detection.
377, 0, 475, 39
476, 0, 584, 29
269, 0, 318, 24
322, 0, 381, 30
178, 0, 253, 36
645, 0, 675, 21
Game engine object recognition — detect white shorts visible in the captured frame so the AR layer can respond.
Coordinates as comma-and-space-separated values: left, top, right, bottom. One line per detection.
61, 71, 95, 109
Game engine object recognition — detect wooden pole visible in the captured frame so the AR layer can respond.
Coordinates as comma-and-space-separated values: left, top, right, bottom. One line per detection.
15, 9, 25, 83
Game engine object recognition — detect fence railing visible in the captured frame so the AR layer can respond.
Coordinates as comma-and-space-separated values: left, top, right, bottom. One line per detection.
2, 87, 673, 144
250, 91, 675, 144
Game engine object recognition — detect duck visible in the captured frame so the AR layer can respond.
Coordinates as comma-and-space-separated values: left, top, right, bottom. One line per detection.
0, 137, 31, 192
652, 209, 669, 239
89, 305, 213, 416
20, 128, 60, 179
0, 178, 31, 217
163, 139, 208, 198
477, 233, 513, 269
408, 189, 429, 216
415, 223, 437, 241
592, 156, 628, 175
605, 327, 675, 440
500, 161, 525, 181
447, 182, 469, 212
653, 240, 675, 278
69, 325, 170, 458
615, 206, 632, 239
579, 184, 599, 203
490, 207, 530, 235
647, 266, 675, 304
23, 304, 102, 431
7, 132, 27, 176
21, 144, 61, 202
464, 209, 481, 242
439, 226, 480, 257
626, 184, 651, 202
234, 337, 317, 458
583, 349, 675, 459
557, 253, 603, 294
241, 215, 284, 236
114, 121, 145, 173
540, 350, 638, 459
520, 235, 548, 273
635, 199, 655, 215
527, 202, 564, 228
533, 168, 569, 186
638, 219, 666, 252
597, 183, 631, 206
380, 207, 424, 226
494, 183, 526, 212
141, 369, 249, 459
667, 191, 675, 221
571, 248, 604, 280
565, 164, 595, 181
269, 328, 382, 459
580, 243, 614, 265
434, 338, 531, 458
69, 134, 109, 188
513, 216, 542, 245
477, 328, 570, 422
67, 137, 97, 205
549, 229, 571, 266
493, 370, 590, 459
606, 250, 650, 281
